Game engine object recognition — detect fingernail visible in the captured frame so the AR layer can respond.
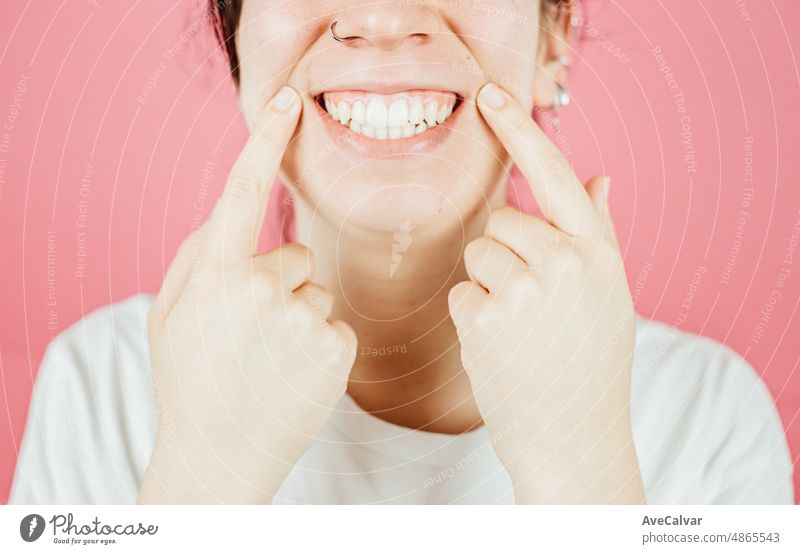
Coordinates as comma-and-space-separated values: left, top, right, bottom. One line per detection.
603, 176, 612, 200
479, 83, 506, 110
271, 86, 299, 112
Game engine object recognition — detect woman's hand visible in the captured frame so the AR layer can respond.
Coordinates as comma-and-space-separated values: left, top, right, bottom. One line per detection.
139, 87, 357, 504
448, 83, 644, 504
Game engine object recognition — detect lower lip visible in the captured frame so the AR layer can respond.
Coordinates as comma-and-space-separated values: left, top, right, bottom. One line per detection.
312, 97, 463, 161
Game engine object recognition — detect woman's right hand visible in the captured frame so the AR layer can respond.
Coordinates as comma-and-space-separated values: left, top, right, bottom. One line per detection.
138, 87, 358, 504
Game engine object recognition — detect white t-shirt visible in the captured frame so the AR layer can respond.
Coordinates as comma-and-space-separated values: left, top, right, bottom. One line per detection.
9, 294, 794, 504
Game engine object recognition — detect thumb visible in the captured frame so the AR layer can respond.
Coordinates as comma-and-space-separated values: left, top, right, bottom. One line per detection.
585, 175, 618, 248
585, 175, 611, 218
448, 281, 487, 331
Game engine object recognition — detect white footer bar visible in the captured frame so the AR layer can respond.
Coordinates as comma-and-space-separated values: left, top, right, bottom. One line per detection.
1, 505, 797, 553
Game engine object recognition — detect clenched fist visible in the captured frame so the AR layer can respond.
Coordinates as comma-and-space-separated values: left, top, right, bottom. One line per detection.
139, 87, 357, 504
449, 83, 645, 504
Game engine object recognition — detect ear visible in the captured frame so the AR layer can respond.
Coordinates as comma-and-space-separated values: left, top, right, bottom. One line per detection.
533, 3, 573, 109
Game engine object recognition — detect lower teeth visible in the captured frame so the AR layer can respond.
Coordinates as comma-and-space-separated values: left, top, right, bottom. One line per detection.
344, 122, 432, 140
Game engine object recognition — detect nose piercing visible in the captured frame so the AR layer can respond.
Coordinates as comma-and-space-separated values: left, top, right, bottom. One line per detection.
331, 21, 356, 42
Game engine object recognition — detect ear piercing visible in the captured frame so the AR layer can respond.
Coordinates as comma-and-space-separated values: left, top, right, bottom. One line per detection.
551, 83, 570, 132
551, 57, 571, 131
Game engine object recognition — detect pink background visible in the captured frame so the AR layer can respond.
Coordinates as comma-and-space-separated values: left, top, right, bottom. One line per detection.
1, 0, 799, 503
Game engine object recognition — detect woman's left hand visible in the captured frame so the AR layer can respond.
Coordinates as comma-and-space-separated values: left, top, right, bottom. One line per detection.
448, 83, 645, 504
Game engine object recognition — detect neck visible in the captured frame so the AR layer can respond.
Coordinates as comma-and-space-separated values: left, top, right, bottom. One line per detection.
294, 182, 507, 434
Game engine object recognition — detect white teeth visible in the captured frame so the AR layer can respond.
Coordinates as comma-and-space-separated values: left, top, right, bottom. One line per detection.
387, 99, 408, 127
326, 99, 338, 120
351, 101, 366, 125
323, 93, 457, 140
366, 98, 388, 128
436, 104, 451, 124
409, 99, 424, 125
389, 126, 403, 139
337, 101, 350, 125
424, 101, 438, 127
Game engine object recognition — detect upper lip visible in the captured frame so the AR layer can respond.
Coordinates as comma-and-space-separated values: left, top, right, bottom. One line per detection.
311, 80, 466, 119
308, 76, 468, 100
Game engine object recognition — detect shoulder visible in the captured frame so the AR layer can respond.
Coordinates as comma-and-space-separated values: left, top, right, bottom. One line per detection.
631, 315, 794, 504
43, 294, 154, 378
9, 294, 157, 504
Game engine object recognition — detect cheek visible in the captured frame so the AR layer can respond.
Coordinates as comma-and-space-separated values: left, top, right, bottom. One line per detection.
456, 3, 540, 110
235, 0, 539, 231
236, 2, 321, 122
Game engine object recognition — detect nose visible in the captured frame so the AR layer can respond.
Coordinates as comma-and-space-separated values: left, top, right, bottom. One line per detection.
332, 2, 440, 50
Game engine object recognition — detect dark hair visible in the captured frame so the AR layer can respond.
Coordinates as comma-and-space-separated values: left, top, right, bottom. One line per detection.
209, 0, 571, 87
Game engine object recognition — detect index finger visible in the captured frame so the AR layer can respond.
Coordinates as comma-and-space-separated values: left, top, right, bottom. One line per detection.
476, 83, 601, 237
205, 86, 302, 264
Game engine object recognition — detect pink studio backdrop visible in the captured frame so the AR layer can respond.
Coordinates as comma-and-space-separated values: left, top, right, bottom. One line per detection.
1, 1, 799, 503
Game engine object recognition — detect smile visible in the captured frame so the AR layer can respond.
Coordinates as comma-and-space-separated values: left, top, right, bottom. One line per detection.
312, 89, 465, 159
317, 90, 461, 140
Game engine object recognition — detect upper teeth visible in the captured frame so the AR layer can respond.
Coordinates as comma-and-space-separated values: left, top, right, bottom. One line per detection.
322, 94, 456, 140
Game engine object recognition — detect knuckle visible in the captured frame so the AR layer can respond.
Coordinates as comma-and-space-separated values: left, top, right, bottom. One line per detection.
252, 270, 283, 298
253, 118, 284, 143
284, 242, 310, 256
531, 235, 561, 265
464, 236, 491, 259
509, 112, 533, 134
191, 264, 218, 290
473, 301, 504, 331
488, 206, 519, 229
320, 322, 357, 366
284, 242, 314, 270
538, 150, 572, 183
307, 284, 333, 310
510, 270, 537, 300
286, 298, 317, 329
555, 250, 585, 280
226, 168, 261, 201
492, 205, 520, 219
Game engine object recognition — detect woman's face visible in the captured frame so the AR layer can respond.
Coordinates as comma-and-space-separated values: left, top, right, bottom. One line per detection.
236, 1, 547, 233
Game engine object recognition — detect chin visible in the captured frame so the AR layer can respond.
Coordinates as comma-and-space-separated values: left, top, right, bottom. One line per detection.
283, 120, 502, 235
286, 160, 495, 235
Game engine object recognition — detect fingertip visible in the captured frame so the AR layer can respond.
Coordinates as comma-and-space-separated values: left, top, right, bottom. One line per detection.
269, 86, 301, 113
584, 175, 607, 211
477, 83, 507, 111
448, 281, 477, 312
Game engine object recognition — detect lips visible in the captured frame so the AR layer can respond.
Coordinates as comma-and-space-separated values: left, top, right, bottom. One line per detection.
312, 88, 465, 159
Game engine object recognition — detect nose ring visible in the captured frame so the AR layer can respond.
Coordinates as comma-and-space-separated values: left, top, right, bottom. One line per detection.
331, 21, 356, 42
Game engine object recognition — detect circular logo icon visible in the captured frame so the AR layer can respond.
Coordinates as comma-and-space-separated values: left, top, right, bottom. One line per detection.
20, 514, 45, 542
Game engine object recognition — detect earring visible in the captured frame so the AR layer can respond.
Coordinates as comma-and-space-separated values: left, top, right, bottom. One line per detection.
551, 83, 570, 131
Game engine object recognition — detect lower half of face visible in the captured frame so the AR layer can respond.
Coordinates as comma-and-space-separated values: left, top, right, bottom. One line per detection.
237, 0, 541, 234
